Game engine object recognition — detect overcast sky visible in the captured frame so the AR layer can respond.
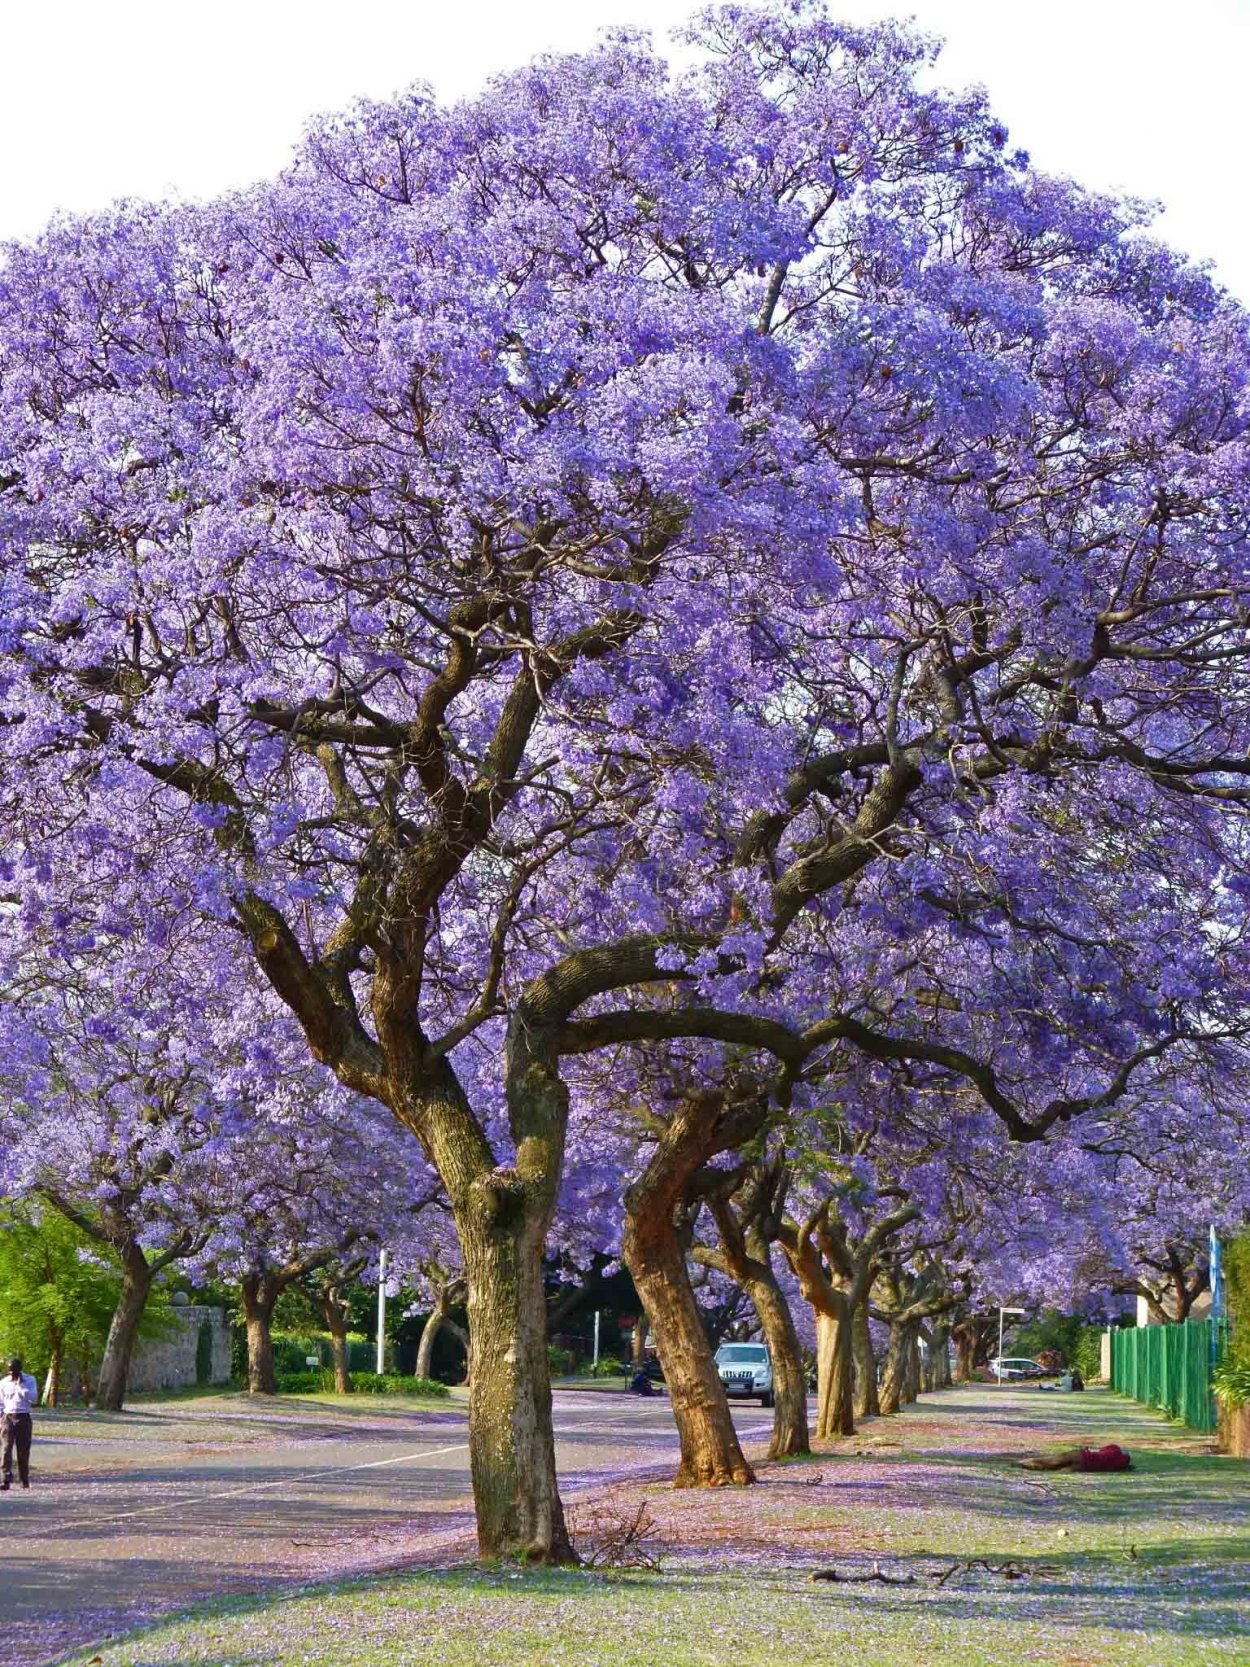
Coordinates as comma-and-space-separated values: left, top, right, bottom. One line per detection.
2, 0, 1245, 297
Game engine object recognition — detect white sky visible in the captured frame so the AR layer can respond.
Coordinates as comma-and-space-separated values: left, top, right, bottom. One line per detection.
1, 0, 1246, 297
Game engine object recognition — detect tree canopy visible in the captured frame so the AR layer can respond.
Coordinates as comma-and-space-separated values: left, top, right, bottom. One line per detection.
1, 0, 1247, 1558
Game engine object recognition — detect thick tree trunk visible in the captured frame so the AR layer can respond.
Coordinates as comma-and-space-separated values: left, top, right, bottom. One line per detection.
953, 1323, 978, 1383
416, 1286, 449, 1381
315, 1281, 353, 1393
781, 1229, 854, 1440
458, 1199, 574, 1562
852, 1304, 879, 1419
624, 1210, 754, 1488
94, 1247, 154, 1412
329, 1323, 351, 1393
814, 1303, 854, 1439
902, 1328, 921, 1404
702, 1182, 809, 1461
879, 1320, 918, 1415
742, 1268, 809, 1459
929, 1319, 952, 1389
241, 1274, 279, 1395
631, 1316, 649, 1369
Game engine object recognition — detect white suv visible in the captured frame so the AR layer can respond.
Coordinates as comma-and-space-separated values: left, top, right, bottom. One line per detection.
715, 1342, 774, 1406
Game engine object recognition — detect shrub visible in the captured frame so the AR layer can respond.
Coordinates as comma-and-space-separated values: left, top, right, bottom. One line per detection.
352, 1372, 448, 1398
272, 1333, 325, 1373
1073, 1325, 1104, 1381
548, 1345, 576, 1376
1224, 1232, 1250, 1372
275, 1370, 325, 1394
273, 1368, 449, 1397
1014, 1312, 1105, 1379
581, 1356, 627, 1378
1213, 1355, 1250, 1410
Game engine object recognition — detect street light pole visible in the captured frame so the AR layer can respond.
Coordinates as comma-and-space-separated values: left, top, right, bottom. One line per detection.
997, 1305, 1027, 1385
593, 1309, 601, 1371
376, 1248, 388, 1376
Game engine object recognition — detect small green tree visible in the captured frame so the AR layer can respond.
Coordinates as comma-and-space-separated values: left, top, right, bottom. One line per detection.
1223, 1232, 1250, 1371
1014, 1309, 1105, 1378
0, 1206, 172, 1404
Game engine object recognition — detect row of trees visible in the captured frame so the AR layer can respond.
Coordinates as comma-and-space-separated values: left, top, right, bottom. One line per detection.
2, 0, 1249, 1558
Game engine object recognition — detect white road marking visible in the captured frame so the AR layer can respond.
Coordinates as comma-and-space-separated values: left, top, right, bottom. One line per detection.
23, 1440, 474, 1537
25, 1405, 779, 1538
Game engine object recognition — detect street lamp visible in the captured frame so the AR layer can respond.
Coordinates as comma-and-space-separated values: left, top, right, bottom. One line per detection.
376, 1248, 388, 1376
997, 1305, 1028, 1385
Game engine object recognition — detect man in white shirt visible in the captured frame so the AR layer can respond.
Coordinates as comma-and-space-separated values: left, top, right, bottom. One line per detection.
0, 1357, 37, 1490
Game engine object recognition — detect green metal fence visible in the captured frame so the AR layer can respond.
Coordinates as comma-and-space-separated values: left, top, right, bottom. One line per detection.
1110, 1317, 1223, 1432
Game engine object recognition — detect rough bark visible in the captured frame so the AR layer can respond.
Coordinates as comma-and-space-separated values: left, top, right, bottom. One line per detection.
318, 1283, 353, 1393
902, 1328, 921, 1403
622, 1088, 761, 1488
416, 1297, 446, 1382
94, 1246, 155, 1411
779, 1219, 851, 1439
330, 1323, 351, 1393
852, 1303, 879, 1419
697, 1169, 810, 1459
814, 1305, 854, 1438
952, 1316, 994, 1382
929, 1319, 952, 1389
744, 1267, 809, 1458
458, 1190, 573, 1559
909, 1332, 923, 1401
241, 1273, 279, 1395
878, 1318, 917, 1415
779, 1196, 918, 1441
875, 1260, 959, 1413
626, 1216, 754, 1486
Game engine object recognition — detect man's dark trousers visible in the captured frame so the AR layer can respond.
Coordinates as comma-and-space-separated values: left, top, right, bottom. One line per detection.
2, 1413, 31, 1486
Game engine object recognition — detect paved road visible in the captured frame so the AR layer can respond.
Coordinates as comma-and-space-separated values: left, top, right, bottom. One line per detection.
3, 1390, 775, 1666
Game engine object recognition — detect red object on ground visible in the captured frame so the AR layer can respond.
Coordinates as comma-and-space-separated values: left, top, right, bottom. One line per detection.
1079, 1444, 1131, 1472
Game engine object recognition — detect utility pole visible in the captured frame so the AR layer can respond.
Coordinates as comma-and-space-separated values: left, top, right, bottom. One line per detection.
376, 1248, 388, 1375
997, 1305, 1027, 1384
592, 1309, 601, 1370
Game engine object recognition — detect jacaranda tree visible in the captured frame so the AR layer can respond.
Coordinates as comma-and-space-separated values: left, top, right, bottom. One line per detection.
2, 2, 1249, 1557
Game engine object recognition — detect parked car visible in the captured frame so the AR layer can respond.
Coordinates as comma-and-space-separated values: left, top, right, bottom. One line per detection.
715, 1342, 774, 1406
989, 1356, 1045, 1381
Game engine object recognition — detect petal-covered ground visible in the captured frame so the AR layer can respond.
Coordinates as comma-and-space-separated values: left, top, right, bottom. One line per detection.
50, 1383, 1248, 1667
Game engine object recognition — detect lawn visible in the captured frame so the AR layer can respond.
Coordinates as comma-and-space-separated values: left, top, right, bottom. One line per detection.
57, 1386, 1249, 1667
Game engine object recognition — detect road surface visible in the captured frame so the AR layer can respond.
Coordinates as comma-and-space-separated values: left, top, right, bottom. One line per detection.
4, 1389, 774, 1666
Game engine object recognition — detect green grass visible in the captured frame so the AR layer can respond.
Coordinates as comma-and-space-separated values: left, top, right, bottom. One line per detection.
55, 1386, 1250, 1667
125, 1381, 249, 1404
53, 1554, 1249, 1667
550, 1373, 632, 1393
